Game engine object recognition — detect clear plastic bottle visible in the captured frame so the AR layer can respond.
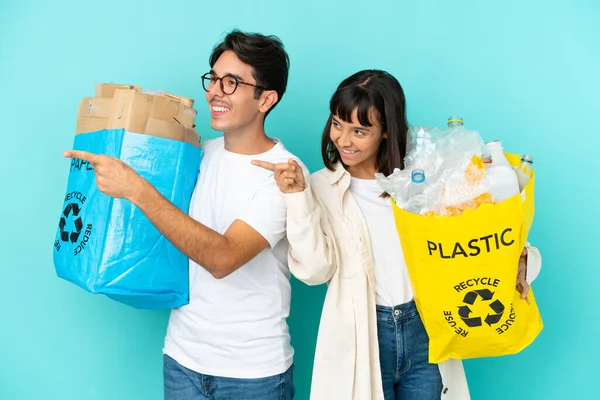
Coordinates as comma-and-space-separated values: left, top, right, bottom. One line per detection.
513, 154, 534, 192
447, 116, 464, 128
441, 116, 465, 152
404, 169, 431, 214
439, 116, 485, 161
484, 141, 520, 202
405, 126, 441, 171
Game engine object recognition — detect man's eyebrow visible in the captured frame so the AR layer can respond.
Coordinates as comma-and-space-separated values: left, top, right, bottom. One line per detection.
209, 69, 245, 82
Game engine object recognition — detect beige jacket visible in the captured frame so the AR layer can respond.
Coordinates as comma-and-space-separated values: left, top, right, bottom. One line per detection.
285, 163, 542, 400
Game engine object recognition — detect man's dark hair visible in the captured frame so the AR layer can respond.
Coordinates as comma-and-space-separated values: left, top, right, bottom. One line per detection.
209, 29, 290, 117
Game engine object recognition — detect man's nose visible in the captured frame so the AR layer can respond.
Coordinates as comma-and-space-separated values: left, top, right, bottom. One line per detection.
208, 79, 225, 97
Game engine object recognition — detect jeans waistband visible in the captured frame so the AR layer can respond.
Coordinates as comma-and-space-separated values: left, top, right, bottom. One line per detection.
376, 300, 418, 321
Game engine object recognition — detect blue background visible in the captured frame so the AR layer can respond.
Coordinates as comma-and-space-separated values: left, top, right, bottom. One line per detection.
1, 0, 598, 399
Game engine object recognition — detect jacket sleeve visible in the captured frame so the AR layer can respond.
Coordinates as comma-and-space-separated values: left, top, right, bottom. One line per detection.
524, 243, 542, 284
284, 187, 338, 286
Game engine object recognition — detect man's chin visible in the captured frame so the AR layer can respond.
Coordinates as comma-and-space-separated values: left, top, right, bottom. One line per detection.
210, 120, 226, 132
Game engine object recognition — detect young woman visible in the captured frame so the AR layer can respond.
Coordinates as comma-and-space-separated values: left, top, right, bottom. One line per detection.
253, 70, 542, 400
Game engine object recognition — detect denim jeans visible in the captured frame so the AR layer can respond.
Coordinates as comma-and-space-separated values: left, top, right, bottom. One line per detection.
163, 354, 295, 400
376, 301, 443, 400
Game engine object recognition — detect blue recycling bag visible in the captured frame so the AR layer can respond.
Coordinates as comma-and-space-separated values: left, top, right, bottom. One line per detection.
53, 129, 202, 309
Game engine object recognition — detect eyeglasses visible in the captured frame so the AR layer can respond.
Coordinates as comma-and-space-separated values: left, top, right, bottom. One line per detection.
201, 72, 267, 95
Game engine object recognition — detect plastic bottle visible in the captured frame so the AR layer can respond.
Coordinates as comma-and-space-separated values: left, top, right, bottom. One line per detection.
485, 141, 513, 167
447, 116, 464, 128
441, 116, 465, 152
404, 169, 431, 214
440, 116, 485, 161
513, 154, 534, 192
405, 126, 441, 171
484, 141, 521, 202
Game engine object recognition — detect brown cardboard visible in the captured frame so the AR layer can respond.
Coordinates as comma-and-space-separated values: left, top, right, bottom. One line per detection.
185, 129, 201, 148
95, 83, 142, 98
76, 115, 107, 135
148, 95, 181, 126
145, 118, 201, 147
76, 83, 201, 145
177, 105, 198, 128
163, 92, 194, 108
149, 94, 197, 128
107, 89, 153, 134
145, 118, 186, 141
78, 97, 113, 118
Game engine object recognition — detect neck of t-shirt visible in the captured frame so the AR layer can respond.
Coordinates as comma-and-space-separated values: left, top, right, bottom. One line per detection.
350, 176, 378, 185
223, 124, 277, 155
350, 176, 387, 198
222, 137, 282, 160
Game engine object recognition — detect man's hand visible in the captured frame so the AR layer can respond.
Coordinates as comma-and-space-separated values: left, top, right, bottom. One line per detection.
63, 149, 269, 279
63, 150, 145, 201
251, 158, 306, 194
516, 247, 530, 304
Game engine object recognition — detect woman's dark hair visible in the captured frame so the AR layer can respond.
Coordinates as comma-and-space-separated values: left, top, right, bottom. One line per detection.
321, 69, 408, 178
209, 29, 290, 117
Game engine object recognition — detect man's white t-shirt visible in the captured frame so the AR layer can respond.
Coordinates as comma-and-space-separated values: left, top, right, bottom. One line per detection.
163, 137, 306, 379
349, 177, 414, 307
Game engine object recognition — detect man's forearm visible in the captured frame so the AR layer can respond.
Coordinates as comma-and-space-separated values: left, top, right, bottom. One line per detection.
130, 179, 236, 277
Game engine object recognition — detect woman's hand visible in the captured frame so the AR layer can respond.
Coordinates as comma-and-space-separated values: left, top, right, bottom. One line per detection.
251, 158, 306, 194
516, 248, 530, 304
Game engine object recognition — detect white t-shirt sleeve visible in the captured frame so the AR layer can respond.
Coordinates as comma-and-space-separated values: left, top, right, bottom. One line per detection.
237, 180, 287, 249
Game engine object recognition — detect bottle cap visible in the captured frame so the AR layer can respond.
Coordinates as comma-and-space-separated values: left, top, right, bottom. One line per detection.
447, 116, 464, 127
521, 154, 534, 164
411, 169, 425, 183
482, 152, 492, 164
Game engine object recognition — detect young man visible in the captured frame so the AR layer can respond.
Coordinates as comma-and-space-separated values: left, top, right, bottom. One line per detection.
64, 30, 306, 400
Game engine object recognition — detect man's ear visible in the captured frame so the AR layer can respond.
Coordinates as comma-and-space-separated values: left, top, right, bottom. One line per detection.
259, 90, 279, 114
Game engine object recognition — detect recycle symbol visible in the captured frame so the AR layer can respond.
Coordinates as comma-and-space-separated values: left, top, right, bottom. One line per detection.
59, 203, 83, 243
457, 289, 505, 327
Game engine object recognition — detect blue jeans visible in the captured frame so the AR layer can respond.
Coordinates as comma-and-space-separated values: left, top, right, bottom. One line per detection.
163, 354, 295, 400
376, 301, 443, 400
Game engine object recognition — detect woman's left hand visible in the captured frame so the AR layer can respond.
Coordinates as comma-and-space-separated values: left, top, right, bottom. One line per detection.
516, 248, 530, 304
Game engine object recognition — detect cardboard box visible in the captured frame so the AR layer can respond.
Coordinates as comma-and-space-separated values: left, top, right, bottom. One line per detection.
163, 92, 194, 108
78, 97, 113, 118
185, 129, 201, 148
95, 83, 142, 98
107, 89, 154, 134
149, 94, 197, 128
145, 118, 201, 147
145, 118, 185, 141
76, 115, 107, 134
76, 83, 200, 146
177, 105, 197, 128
